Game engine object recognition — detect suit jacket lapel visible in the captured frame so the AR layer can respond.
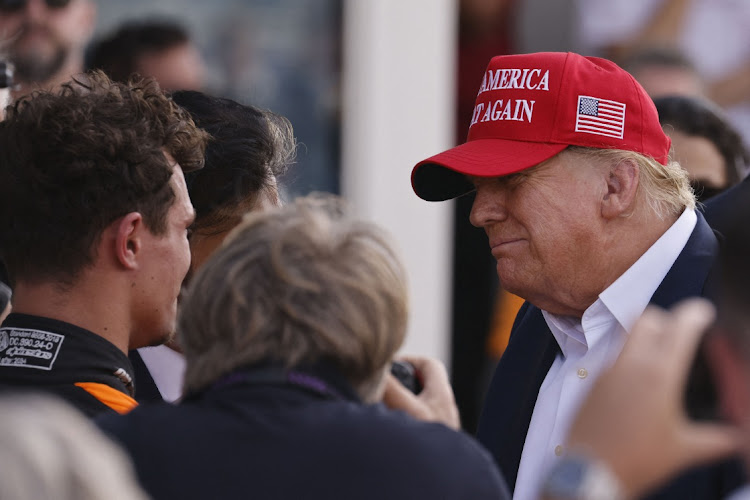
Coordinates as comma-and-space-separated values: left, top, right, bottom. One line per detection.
649, 212, 718, 308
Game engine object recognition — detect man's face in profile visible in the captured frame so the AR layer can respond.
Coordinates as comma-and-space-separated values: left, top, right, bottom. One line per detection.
468, 150, 610, 316
129, 161, 195, 349
0, 0, 94, 83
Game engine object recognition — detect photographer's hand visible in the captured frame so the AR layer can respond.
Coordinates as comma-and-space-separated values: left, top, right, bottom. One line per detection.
563, 299, 741, 499
383, 356, 461, 430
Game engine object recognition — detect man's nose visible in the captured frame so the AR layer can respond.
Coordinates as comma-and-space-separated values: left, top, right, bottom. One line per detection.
469, 184, 507, 228
24, 0, 50, 20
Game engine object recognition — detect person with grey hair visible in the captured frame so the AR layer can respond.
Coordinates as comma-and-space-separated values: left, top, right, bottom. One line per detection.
0, 393, 148, 500
98, 195, 510, 500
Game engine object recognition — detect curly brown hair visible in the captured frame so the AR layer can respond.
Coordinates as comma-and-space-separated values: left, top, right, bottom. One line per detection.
0, 70, 209, 285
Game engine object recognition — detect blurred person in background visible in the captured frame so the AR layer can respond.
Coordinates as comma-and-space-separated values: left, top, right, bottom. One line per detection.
654, 95, 748, 203
99, 195, 511, 500
87, 19, 205, 91
575, 0, 750, 148
0, 393, 148, 500
614, 46, 750, 236
213, 5, 341, 196
618, 48, 750, 242
0, 71, 207, 416
622, 47, 705, 101
130, 90, 292, 403
0, 0, 96, 99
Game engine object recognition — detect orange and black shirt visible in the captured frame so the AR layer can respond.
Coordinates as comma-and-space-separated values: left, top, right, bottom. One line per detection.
0, 313, 137, 418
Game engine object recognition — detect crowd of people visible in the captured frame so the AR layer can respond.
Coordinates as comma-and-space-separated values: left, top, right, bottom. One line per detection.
0, 0, 749, 499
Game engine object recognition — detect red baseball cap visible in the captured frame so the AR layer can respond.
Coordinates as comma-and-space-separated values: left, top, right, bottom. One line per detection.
411, 52, 671, 201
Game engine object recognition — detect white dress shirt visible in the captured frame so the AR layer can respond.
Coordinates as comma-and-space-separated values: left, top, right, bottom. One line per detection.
513, 209, 697, 500
137, 344, 186, 403
727, 485, 750, 500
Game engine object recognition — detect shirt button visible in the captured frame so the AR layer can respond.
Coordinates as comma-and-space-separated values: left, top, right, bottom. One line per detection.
554, 445, 564, 456
577, 368, 588, 379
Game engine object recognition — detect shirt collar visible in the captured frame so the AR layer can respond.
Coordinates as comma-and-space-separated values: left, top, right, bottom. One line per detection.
600, 208, 696, 332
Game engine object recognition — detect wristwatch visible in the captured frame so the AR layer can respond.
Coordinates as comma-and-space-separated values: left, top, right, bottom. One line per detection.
541, 454, 626, 500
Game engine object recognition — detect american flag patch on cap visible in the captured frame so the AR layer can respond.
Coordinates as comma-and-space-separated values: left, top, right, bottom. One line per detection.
575, 96, 626, 139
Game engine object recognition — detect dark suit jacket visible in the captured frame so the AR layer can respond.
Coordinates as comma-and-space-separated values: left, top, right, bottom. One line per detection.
702, 175, 750, 237
476, 212, 745, 499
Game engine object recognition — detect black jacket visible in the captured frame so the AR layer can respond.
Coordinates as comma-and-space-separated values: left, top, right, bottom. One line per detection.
99, 363, 511, 500
0, 313, 137, 417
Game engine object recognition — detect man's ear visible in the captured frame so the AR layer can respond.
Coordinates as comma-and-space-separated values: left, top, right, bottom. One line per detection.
601, 159, 639, 219
114, 213, 144, 270
706, 334, 750, 425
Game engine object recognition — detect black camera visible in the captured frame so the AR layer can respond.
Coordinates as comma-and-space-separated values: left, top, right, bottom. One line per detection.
390, 360, 422, 394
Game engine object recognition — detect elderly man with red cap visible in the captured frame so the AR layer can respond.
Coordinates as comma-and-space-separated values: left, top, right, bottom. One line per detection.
406, 52, 745, 500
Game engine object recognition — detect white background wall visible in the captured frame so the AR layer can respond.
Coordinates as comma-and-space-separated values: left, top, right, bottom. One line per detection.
341, 0, 457, 363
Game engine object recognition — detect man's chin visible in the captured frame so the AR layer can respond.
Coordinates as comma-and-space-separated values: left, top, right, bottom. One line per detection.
12, 47, 66, 83
130, 328, 176, 350
155, 328, 177, 347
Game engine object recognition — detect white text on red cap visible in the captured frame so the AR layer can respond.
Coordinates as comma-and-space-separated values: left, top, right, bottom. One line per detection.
470, 68, 551, 127
476, 69, 550, 95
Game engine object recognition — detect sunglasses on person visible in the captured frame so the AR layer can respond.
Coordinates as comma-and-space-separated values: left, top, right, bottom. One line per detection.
0, 0, 71, 12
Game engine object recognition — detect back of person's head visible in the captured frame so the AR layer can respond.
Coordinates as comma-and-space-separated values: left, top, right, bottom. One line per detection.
88, 19, 203, 91
0, 393, 148, 500
621, 46, 696, 75
654, 95, 748, 198
179, 195, 409, 402
620, 47, 704, 98
0, 70, 208, 286
170, 90, 294, 237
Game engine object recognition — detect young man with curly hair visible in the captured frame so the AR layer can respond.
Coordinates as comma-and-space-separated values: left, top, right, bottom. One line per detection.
0, 71, 208, 417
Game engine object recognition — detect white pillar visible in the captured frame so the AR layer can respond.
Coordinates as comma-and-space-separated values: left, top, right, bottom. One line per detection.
341, 0, 457, 363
